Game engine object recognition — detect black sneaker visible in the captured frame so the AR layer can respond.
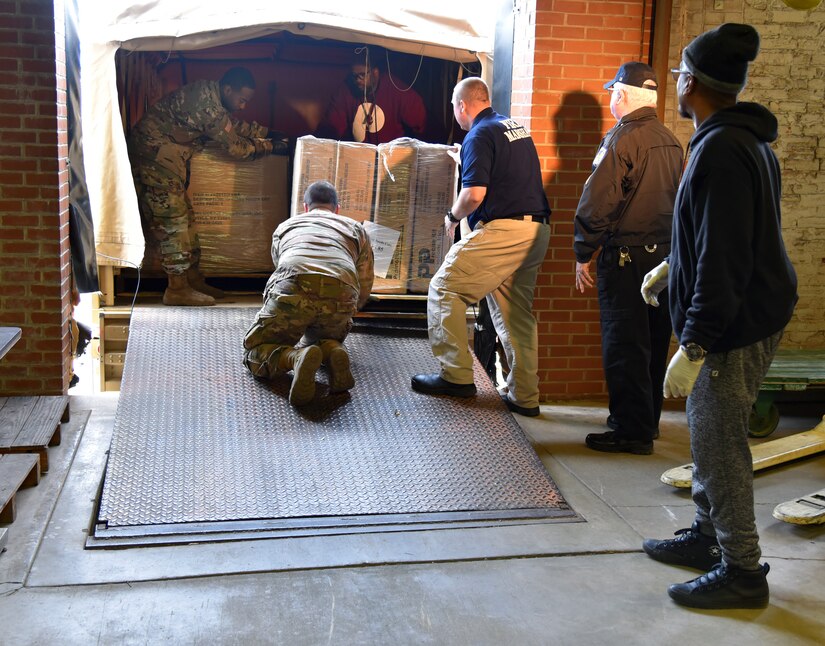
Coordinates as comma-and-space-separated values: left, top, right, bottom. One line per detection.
668, 562, 770, 609
585, 430, 653, 455
643, 521, 723, 571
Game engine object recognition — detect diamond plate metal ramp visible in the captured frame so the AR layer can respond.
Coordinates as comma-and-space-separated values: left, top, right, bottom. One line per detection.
89, 307, 575, 547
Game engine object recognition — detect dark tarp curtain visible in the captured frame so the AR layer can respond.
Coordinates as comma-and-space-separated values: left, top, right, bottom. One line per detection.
66, 0, 99, 293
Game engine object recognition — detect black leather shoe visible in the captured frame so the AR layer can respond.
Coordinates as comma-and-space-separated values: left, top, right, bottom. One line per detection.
607, 414, 659, 439
643, 521, 723, 571
501, 394, 540, 417
585, 430, 653, 455
668, 562, 770, 609
411, 373, 476, 397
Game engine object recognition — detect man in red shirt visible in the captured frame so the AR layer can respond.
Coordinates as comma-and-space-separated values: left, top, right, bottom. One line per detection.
318, 49, 427, 144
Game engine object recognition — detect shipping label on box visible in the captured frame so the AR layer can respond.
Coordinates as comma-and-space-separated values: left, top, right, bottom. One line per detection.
363, 221, 402, 279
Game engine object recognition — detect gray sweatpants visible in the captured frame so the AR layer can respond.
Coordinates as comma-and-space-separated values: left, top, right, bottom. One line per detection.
687, 330, 783, 570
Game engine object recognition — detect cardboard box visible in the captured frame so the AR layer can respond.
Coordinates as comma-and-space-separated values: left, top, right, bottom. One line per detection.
336, 142, 378, 222
189, 145, 288, 273
290, 137, 337, 218
372, 140, 418, 293
407, 143, 459, 293
290, 136, 376, 222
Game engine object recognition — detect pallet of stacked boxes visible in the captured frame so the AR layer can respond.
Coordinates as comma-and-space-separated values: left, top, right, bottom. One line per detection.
291, 136, 459, 295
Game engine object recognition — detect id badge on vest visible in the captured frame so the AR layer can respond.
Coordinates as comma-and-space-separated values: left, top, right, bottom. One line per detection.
592, 144, 607, 169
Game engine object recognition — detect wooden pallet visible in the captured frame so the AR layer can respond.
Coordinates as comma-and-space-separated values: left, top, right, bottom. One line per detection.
662, 415, 825, 488
0, 453, 41, 523
0, 396, 69, 472
773, 488, 825, 525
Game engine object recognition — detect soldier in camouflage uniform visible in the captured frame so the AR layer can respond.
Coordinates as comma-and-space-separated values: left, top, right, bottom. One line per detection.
243, 181, 374, 406
129, 67, 278, 306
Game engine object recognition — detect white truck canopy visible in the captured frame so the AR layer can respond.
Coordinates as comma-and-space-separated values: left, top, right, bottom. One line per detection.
80, 1, 495, 265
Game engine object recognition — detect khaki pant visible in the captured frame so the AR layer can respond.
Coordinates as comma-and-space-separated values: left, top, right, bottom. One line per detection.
427, 218, 551, 408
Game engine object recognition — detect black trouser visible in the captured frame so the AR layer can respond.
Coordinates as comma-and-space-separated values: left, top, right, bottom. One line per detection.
597, 244, 672, 442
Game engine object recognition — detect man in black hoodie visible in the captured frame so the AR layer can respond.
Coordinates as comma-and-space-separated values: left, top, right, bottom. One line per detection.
640, 24, 798, 610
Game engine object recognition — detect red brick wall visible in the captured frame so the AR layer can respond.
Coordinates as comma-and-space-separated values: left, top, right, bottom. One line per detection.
514, 0, 654, 399
0, 1, 662, 400
0, 0, 72, 395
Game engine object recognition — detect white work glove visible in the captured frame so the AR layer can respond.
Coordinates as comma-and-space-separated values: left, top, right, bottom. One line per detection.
641, 260, 669, 307
664, 347, 704, 398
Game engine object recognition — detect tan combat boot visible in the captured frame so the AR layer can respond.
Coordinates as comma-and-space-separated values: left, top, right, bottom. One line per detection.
186, 266, 225, 299
318, 339, 355, 393
162, 273, 215, 306
279, 345, 323, 406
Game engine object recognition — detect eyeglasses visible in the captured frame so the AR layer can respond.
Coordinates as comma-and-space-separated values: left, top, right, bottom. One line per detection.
670, 68, 690, 82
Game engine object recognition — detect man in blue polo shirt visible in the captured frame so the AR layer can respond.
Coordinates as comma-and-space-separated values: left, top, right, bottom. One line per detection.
411, 77, 551, 417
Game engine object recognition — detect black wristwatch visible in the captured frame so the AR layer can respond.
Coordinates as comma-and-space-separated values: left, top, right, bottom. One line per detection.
682, 342, 707, 362
447, 210, 460, 223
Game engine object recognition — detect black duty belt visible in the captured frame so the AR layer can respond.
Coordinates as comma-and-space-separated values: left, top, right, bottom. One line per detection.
506, 215, 548, 224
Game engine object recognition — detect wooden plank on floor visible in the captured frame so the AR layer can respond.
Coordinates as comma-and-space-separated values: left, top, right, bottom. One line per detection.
14, 396, 67, 448
0, 453, 41, 523
0, 396, 67, 472
0, 397, 39, 446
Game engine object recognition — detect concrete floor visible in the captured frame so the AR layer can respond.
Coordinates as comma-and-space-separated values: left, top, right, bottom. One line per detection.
0, 393, 822, 645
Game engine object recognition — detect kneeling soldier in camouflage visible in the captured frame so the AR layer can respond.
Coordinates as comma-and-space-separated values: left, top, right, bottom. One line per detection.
243, 181, 374, 406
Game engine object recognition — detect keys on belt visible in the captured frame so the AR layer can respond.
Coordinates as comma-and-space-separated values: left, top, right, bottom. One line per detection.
618, 246, 632, 268
618, 244, 659, 267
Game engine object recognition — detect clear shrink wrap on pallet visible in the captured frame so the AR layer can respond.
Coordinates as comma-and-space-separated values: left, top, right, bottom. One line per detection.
291, 135, 459, 294
189, 143, 288, 273
143, 142, 289, 274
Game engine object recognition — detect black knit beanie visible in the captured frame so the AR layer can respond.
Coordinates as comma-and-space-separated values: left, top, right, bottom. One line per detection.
683, 23, 760, 94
